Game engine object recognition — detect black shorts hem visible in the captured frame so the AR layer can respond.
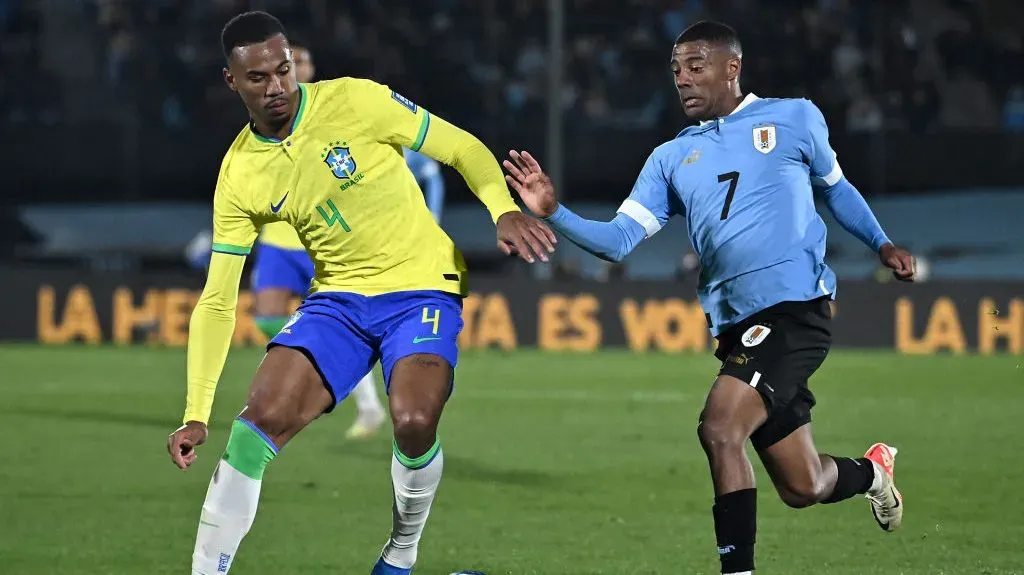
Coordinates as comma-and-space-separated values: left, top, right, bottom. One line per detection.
750, 409, 812, 451
718, 362, 775, 412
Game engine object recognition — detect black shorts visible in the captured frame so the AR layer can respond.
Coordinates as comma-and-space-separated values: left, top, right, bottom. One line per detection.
714, 296, 833, 450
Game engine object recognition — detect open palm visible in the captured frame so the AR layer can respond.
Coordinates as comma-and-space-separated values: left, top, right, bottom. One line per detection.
502, 150, 558, 218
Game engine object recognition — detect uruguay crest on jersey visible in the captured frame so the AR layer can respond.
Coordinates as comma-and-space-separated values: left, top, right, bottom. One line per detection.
753, 124, 776, 154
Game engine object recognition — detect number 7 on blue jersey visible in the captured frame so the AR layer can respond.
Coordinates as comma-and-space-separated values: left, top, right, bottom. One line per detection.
717, 171, 740, 220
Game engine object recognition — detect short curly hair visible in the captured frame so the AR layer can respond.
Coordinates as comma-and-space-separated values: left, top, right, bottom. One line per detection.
221, 11, 287, 62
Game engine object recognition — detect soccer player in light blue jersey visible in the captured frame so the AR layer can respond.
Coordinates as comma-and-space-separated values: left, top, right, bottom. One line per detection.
504, 21, 916, 575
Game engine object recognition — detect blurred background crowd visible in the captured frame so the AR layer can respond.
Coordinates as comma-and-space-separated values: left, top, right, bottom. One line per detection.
2, 0, 1022, 281
5, 0, 1023, 137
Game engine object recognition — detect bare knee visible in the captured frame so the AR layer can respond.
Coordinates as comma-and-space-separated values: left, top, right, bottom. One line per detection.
391, 406, 438, 455
698, 417, 748, 458
242, 373, 320, 447
240, 401, 303, 448
777, 475, 829, 508
389, 354, 449, 457
240, 346, 333, 447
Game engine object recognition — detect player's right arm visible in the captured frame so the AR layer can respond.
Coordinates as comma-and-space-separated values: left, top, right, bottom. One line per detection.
168, 171, 257, 470
503, 150, 665, 263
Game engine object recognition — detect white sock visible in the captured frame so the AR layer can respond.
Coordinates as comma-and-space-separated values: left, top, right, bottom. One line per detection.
380, 444, 444, 568
351, 371, 384, 415
724, 571, 752, 575
191, 460, 262, 575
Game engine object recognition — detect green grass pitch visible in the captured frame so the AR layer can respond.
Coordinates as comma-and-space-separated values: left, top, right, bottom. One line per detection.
0, 344, 1021, 574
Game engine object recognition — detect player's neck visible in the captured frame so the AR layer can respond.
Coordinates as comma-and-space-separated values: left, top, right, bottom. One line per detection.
717, 91, 745, 118
252, 117, 292, 141
250, 91, 301, 141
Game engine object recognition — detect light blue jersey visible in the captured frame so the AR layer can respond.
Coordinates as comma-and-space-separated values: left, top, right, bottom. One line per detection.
403, 147, 445, 223
547, 94, 890, 336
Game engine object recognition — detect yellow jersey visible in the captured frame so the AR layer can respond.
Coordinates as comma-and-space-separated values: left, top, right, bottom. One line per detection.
258, 221, 304, 250
211, 77, 517, 295
183, 77, 521, 424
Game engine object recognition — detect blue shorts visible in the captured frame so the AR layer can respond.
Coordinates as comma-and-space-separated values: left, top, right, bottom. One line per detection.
251, 243, 314, 296
268, 290, 464, 410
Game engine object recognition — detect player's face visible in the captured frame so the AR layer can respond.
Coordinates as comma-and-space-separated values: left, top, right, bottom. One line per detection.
223, 33, 299, 126
292, 46, 316, 83
670, 40, 740, 121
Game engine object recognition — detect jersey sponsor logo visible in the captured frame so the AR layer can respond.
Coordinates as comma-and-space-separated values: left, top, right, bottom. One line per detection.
753, 124, 776, 154
391, 90, 418, 113
741, 324, 771, 347
270, 192, 289, 213
726, 352, 751, 365
682, 148, 702, 165
321, 141, 358, 180
282, 311, 303, 334
412, 335, 442, 344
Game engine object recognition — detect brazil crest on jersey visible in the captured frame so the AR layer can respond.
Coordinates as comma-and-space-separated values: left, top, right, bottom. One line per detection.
211, 78, 467, 296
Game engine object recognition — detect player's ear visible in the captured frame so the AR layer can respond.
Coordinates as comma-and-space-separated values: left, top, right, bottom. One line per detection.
727, 57, 741, 82
223, 67, 237, 93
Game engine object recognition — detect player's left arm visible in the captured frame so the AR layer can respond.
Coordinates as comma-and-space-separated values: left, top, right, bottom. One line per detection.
349, 79, 554, 262
803, 100, 916, 280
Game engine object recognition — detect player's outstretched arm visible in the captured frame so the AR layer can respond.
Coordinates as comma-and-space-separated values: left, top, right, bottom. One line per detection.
804, 99, 915, 281
167, 251, 247, 470
418, 118, 556, 263
818, 181, 915, 282
503, 150, 647, 263
348, 79, 555, 262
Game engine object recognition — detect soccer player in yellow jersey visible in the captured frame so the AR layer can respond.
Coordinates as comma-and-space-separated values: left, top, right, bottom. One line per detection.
249, 38, 447, 442
166, 11, 556, 575
183, 38, 448, 443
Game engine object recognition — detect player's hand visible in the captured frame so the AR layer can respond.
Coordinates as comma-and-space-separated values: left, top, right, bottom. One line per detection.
503, 150, 558, 218
495, 211, 557, 264
167, 421, 208, 471
879, 243, 916, 282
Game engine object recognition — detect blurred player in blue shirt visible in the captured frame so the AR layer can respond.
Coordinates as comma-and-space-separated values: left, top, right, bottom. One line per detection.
404, 147, 445, 223
504, 21, 916, 575
184, 39, 447, 442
